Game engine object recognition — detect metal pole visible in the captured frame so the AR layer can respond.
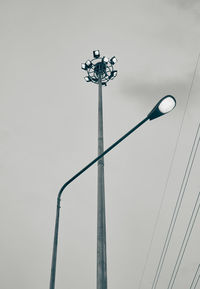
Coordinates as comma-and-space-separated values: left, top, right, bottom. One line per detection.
97, 75, 107, 289
49, 197, 61, 289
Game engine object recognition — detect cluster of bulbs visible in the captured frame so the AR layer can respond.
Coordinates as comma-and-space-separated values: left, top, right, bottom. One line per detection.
81, 50, 118, 84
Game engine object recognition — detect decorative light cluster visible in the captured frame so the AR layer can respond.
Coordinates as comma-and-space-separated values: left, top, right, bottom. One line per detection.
81, 50, 118, 86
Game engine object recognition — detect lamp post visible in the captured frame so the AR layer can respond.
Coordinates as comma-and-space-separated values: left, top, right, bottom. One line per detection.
82, 50, 118, 289
49, 52, 176, 289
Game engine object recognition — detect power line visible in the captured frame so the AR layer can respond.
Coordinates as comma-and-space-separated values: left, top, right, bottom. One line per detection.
151, 123, 200, 289
193, 275, 200, 289
137, 52, 200, 289
149, 53, 200, 289
166, 193, 200, 289
190, 265, 200, 289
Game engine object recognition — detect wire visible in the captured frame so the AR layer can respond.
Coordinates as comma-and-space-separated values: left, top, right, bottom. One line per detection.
148, 53, 200, 289
151, 126, 200, 289
193, 275, 200, 289
137, 52, 200, 289
166, 193, 200, 289
190, 265, 200, 289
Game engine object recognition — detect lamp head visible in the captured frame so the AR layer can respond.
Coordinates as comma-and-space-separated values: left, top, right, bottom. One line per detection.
84, 76, 91, 82
93, 50, 100, 58
109, 70, 118, 80
85, 60, 92, 68
81, 63, 87, 70
102, 56, 109, 64
110, 56, 117, 65
147, 95, 176, 120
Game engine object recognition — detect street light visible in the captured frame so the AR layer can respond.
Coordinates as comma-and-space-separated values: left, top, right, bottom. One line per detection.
82, 50, 118, 289
148, 95, 176, 120
49, 90, 176, 289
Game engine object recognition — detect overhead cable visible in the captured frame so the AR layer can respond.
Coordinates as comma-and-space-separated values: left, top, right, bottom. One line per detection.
151, 123, 200, 289
190, 265, 200, 289
166, 192, 200, 289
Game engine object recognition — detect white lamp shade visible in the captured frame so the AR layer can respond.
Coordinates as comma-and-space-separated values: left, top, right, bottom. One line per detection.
158, 96, 176, 113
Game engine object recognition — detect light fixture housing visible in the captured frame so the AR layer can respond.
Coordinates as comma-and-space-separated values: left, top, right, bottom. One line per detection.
84, 76, 91, 82
102, 56, 109, 64
81, 63, 87, 70
109, 70, 117, 79
113, 70, 117, 77
147, 95, 176, 120
110, 56, 117, 65
85, 60, 92, 68
93, 50, 100, 59
81, 51, 118, 85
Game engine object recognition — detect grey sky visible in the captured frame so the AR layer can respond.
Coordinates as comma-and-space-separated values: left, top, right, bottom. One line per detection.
0, 1, 200, 289
169, 0, 200, 9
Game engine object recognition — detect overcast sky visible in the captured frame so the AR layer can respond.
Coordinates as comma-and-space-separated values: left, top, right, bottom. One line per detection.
0, 1, 200, 289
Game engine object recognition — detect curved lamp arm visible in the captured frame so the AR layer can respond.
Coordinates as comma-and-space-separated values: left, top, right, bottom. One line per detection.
58, 116, 149, 200
49, 116, 149, 289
